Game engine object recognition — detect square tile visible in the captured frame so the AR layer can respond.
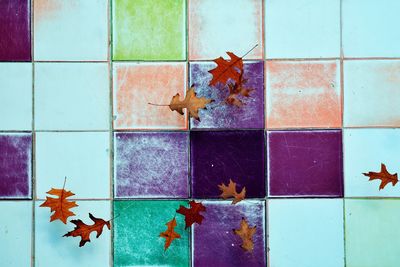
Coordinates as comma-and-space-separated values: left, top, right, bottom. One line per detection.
193, 201, 266, 267
188, 0, 263, 60
190, 61, 264, 129
0, 0, 31, 61
266, 61, 341, 129
112, 0, 186, 60
35, 63, 109, 130
0, 63, 32, 130
191, 130, 265, 198
265, 0, 340, 59
343, 0, 400, 57
114, 132, 189, 198
0, 201, 32, 267
34, 0, 108, 61
268, 130, 343, 197
36, 132, 110, 199
345, 199, 400, 267
344, 129, 400, 197
0, 133, 31, 198
113, 63, 187, 130
344, 60, 400, 127
114, 200, 189, 267
35, 200, 110, 267
269, 199, 344, 267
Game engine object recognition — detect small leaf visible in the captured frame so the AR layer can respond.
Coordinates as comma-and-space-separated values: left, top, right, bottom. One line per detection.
40, 188, 78, 224
363, 163, 398, 190
159, 217, 181, 251
218, 179, 246, 204
176, 200, 206, 229
233, 217, 256, 252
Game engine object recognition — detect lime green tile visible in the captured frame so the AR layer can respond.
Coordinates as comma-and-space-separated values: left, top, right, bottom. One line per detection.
345, 199, 400, 267
112, 0, 186, 60
114, 200, 189, 267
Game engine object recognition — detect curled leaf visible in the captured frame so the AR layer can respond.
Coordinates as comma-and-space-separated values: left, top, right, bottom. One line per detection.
218, 179, 246, 204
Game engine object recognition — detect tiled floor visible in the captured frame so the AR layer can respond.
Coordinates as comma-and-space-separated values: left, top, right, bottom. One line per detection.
1, 0, 400, 266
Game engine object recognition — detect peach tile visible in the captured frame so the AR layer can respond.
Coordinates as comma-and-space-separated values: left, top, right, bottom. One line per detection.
113, 63, 187, 129
267, 61, 341, 129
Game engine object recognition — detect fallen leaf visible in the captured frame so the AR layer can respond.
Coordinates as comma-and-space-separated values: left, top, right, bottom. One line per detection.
218, 179, 246, 204
176, 200, 206, 229
233, 217, 256, 252
169, 86, 213, 120
64, 213, 111, 247
40, 188, 78, 224
159, 217, 181, 250
209, 52, 243, 86
363, 163, 398, 190
226, 76, 254, 107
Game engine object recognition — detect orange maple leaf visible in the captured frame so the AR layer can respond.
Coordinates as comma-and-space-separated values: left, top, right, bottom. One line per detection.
64, 213, 111, 247
39, 188, 78, 224
176, 200, 206, 229
208, 52, 244, 86
233, 217, 256, 252
159, 217, 181, 250
218, 179, 246, 204
363, 163, 398, 190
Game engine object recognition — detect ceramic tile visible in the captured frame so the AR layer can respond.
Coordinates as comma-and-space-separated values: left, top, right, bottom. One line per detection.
266, 61, 341, 129
112, 0, 186, 60
114, 132, 189, 198
268, 130, 343, 197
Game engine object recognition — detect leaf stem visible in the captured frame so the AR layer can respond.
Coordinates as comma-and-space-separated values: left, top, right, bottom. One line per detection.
241, 44, 258, 59
62, 176, 67, 190
148, 103, 169, 107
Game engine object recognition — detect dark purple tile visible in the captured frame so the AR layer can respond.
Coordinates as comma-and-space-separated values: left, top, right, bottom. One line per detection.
190, 61, 264, 129
193, 201, 266, 267
0, 133, 31, 198
0, 0, 31, 61
115, 132, 189, 198
268, 130, 343, 196
191, 130, 265, 198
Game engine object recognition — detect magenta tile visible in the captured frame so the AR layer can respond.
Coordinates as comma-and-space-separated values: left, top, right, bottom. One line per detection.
0, 0, 31, 61
114, 132, 189, 198
190, 61, 264, 129
191, 131, 265, 198
193, 201, 266, 267
0, 133, 32, 198
268, 130, 343, 197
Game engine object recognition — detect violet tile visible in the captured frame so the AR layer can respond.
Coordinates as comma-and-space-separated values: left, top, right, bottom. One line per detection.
191, 130, 265, 198
190, 61, 264, 129
0, 0, 31, 61
193, 200, 266, 267
268, 130, 343, 197
0, 133, 31, 198
115, 132, 189, 198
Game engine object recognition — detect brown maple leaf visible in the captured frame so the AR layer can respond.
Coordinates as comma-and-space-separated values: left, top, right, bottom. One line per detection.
363, 163, 398, 190
218, 179, 246, 204
40, 187, 78, 224
209, 52, 244, 86
159, 217, 181, 250
64, 213, 111, 247
233, 217, 256, 252
176, 200, 206, 229
226, 74, 254, 107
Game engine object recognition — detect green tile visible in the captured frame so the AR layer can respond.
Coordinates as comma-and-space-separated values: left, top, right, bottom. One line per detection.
114, 200, 189, 267
345, 199, 400, 267
112, 0, 186, 60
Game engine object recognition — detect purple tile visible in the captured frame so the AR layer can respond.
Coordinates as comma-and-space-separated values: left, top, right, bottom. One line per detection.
190, 61, 264, 129
193, 201, 266, 267
0, 0, 31, 61
115, 132, 189, 198
268, 130, 343, 197
0, 133, 31, 198
191, 130, 265, 198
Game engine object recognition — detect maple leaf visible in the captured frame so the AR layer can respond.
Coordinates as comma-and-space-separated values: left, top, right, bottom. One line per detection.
64, 213, 111, 247
159, 217, 181, 251
226, 75, 254, 107
363, 163, 398, 190
233, 217, 256, 252
209, 52, 244, 86
176, 200, 206, 229
218, 179, 246, 204
40, 188, 78, 224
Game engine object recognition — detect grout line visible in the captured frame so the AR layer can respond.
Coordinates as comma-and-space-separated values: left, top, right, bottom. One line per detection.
31, 0, 35, 266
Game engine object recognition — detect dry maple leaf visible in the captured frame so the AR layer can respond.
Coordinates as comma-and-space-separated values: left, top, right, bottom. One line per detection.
363, 163, 398, 190
233, 217, 256, 252
226, 74, 254, 107
40, 188, 78, 224
176, 200, 206, 229
218, 179, 246, 204
64, 213, 111, 247
209, 52, 244, 86
159, 217, 181, 251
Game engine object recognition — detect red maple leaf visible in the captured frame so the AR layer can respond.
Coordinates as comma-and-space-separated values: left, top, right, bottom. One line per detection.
208, 52, 243, 86
176, 200, 206, 229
